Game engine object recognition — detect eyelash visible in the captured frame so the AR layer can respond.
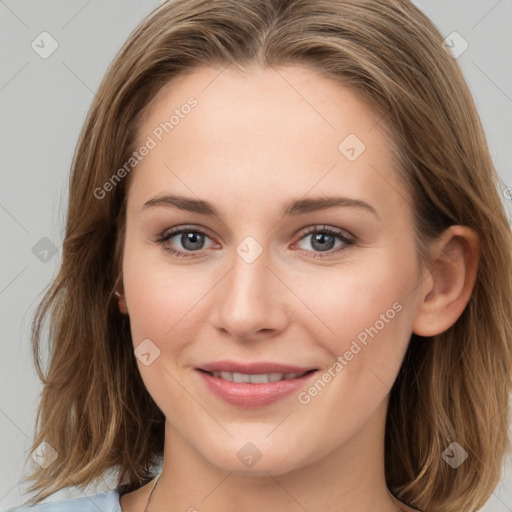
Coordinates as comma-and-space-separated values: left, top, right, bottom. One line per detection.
155, 224, 356, 260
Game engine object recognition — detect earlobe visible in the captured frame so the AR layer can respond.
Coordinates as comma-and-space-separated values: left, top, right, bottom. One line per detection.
114, 288, 129, 314
412, 225, 480, 337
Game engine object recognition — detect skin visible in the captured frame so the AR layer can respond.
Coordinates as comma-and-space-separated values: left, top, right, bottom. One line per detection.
117, 65, 479, 512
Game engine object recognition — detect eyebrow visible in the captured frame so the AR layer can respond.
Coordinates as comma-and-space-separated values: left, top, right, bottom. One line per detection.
142, 193, 378, 218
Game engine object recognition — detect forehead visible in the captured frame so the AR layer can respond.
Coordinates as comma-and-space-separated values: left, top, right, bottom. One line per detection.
137, 64, 381, 149
128, 65, 408, 222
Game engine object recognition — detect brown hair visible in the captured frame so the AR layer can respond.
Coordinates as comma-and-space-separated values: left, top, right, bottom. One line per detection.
22, 1, 512, 511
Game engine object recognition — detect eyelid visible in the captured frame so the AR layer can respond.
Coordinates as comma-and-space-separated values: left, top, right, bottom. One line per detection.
158, 224, 355, 243
290, 225, 356, 259
295, 224, 355, 242
157, 224, 219, 249
159, 223, 215, 240
156, 224, 356, 259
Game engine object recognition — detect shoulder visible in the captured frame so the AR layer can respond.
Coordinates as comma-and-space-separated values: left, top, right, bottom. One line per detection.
5, 490, 121, 512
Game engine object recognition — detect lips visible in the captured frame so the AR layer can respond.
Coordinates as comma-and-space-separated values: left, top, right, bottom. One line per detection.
195, 360, 318, 407
197, 360, 317, 375
202, 370, 311, 383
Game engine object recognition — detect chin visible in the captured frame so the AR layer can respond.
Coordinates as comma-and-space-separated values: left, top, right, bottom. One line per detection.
199, 438, 310, 476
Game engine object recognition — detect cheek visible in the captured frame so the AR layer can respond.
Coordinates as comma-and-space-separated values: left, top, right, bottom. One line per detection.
295, 253, 415, 355
121, 233, 206, 334
121, 249, 207, 410
124, 270, 203, 343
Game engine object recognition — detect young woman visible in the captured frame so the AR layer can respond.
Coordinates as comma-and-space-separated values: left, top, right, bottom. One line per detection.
8, 1, 511, 511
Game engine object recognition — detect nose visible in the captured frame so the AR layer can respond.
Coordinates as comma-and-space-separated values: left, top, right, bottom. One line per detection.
212, 242, 289, 341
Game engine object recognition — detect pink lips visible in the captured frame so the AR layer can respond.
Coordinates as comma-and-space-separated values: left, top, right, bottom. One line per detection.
198, 360, 315, 375
195, 360, 318, 407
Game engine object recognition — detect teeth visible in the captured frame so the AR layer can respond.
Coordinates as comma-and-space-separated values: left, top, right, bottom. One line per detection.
211, 371, 304, 383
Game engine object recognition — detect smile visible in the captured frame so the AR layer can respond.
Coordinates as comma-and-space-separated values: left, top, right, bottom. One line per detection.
204, 370, 312, 383
196, 368, 318, 407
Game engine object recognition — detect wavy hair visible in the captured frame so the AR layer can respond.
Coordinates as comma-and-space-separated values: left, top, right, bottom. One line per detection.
21, 1, 512, 511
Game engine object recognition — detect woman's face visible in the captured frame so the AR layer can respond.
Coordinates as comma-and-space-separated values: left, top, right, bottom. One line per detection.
121, 64, 426, 475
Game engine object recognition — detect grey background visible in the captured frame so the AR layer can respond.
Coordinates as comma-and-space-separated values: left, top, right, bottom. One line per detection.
1, 0, 511, 510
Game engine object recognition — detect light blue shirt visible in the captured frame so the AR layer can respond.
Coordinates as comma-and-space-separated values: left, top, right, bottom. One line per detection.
5, 490, 122, 512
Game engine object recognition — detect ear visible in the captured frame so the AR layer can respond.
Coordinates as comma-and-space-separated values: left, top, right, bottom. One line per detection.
114, 281, 128, 315
412, 225, 480, 337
